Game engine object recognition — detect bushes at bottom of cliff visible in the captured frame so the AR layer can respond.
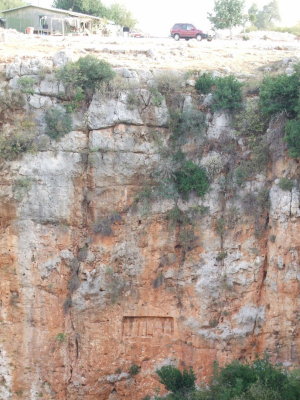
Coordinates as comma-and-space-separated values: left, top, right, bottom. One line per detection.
148, 356, 300, 400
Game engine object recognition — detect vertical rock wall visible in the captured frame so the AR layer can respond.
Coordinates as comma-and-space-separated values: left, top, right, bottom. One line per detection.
0, 56, 299, 399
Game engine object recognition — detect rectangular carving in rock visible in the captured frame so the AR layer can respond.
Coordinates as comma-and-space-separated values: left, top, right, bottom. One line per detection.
122, 316, 174, 337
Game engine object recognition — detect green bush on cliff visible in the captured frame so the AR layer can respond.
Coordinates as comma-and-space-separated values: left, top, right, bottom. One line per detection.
284, 118, 300, 158
156, 365, 196, 397
195, 72, 216, 94
259, 72, 300, 117
45, 106, 73, 140
175, 161, 209, 199
56, 55, 115, 101
152, 357, 300, 400
195, 73, 243, 111
212, 75, 243, 111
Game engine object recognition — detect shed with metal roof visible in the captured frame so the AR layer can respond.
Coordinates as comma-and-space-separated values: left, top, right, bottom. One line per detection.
1, 5, 103, 35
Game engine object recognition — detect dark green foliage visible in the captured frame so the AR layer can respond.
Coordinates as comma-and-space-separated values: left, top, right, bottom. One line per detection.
45, 107, 73, 140
175, 161, 209, 199
129, 364, 140, 376
75, 56, 115, 90
259, 73, 300, 117
285, 118, 300, 158
278, 177, 294, 191
212, 75, 243, 111
208, 357, 300, 400
56, 55, 115, 101
212, 360, 257, 399
152, 358, 300, 400
156, 365, 196, 395
195, 73, 216, 94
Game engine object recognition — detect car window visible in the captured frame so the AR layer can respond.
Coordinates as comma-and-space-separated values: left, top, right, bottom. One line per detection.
187, 24, 195, 30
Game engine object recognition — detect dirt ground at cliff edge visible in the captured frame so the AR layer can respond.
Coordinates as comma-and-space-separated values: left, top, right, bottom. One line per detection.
0, 29, 299, 74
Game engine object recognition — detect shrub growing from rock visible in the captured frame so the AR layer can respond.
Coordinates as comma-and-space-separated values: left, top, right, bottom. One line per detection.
259, 72, 300, 117
152, 357, 300, 400
45, 106, 73, 140
195, 72, 216, 94
285, 118, 300, 158
175, 161, 209, 199
212, 75, 243, 111
56, 55, 115, 100
156, 365, 196, 396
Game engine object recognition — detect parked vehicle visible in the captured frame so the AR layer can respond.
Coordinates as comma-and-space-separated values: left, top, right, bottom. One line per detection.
170, 23, 213, 41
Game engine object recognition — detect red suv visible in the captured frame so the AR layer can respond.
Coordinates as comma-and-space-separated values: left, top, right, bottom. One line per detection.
170, 23, 210, 41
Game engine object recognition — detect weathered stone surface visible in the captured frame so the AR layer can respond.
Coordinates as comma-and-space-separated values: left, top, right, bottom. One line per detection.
88, 90, 143, 129
207, 111, 233, 139
0, 347, 12, 400
270, 184, 300, 222
88, 88, 169, 130
39, 74, 64, 96
29, 94, 54, 109
52, 50, 75, 67
1, 59, 300, 400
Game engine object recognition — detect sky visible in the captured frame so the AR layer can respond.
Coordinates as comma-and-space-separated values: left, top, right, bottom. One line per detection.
33, 0, 300, 35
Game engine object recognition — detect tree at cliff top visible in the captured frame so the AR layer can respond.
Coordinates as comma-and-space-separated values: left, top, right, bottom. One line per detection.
52, 0, 109, 17
248, 0, 280, 29
0, 0, 25, 11
105, 3, 136, 29
208, 0, 245, 37
52, 0, 136, 27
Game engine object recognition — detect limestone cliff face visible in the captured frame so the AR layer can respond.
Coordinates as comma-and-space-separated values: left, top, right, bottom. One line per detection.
0, 54, 299, 400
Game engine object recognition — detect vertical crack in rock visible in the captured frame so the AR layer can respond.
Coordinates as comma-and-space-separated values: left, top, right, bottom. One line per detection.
289, 189, 293, 217
65, 128, 91, 392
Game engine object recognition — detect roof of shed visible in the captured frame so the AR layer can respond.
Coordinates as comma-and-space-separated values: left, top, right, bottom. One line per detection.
1, 5, 103, 20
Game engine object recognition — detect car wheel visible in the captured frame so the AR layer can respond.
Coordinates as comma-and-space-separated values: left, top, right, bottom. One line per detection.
185, 38, 189, 41
196, 34, 202, 41
207, 36, 213, 42
174, 33, 180, 41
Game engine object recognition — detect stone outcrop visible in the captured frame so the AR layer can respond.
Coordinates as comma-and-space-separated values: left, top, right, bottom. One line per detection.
0, 53, 299, 400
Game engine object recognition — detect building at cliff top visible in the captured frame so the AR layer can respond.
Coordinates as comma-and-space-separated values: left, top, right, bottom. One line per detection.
1, 4, 110, 35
